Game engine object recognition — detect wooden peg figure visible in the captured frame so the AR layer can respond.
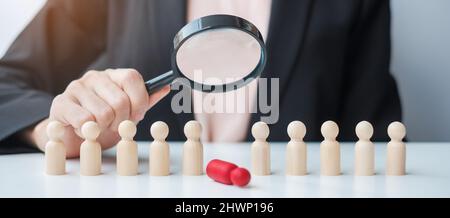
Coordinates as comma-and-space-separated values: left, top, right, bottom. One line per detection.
80, 121, 102, 176
45, 121, 66, 175
116, 120, 138, 176
251, 121, 271, 176
183, 120, 203, 176
386, 121, 406, 176
286, 121, 307, 176
149, 121, 170, 176
354, 121, 375, 176
320, 121, 341, 176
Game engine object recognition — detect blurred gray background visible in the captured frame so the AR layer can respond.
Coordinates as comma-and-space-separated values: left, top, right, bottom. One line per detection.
390, 0, 450, 141
0, 0, 449, 141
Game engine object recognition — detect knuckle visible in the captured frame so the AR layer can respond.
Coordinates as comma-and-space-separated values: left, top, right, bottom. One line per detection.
66, 80, 83, 91
50, 94, 66, 110
110, 94, 130, 111
96, 106, 115, 124
80, 70, 100, 83
122, 69, 142, 82
83, 70, 98, 78
49, 95, 64, 118
52, 94, 64, 105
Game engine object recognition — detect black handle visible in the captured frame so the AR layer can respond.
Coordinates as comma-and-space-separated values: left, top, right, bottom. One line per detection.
145, 71, 176, 94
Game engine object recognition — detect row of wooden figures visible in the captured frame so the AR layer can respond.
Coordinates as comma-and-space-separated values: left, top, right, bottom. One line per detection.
45, 120, 203, 176
45, 120, 406, 177
280, 120, 406, 176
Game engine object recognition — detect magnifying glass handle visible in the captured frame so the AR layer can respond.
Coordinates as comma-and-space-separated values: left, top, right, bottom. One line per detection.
145, 71, 176, 94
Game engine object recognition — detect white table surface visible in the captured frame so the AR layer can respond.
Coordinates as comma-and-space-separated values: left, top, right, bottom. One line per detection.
0, 142, 449, 198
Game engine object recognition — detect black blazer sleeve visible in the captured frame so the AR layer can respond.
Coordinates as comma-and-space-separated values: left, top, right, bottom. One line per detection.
0, 0, 107, 147
338, 0, 402, 140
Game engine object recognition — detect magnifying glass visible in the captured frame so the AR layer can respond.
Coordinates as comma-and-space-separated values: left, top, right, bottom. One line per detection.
145, 14, 267, 93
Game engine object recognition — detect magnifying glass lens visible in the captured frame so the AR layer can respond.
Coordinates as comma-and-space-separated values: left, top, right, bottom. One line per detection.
144, 15, 266, 94
176, 28, 262, 86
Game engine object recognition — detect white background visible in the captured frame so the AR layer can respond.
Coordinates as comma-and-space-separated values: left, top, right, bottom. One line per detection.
0, 0, 449, 141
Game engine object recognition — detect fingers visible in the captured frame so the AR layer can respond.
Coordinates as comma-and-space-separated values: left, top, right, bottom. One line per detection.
50, 69, 171, 138
50, 94, 95, 130
81, 71, 131, 130
65, 79, 115, 130
107, 69, 150, 121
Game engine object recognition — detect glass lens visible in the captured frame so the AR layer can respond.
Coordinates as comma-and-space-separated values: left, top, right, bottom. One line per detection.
176, 28, 261, 86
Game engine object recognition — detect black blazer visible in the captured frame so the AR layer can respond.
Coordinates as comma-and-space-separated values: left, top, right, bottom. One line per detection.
0, 0, 401, 152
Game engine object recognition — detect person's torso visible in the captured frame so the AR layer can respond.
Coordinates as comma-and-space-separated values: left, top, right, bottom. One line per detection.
89, 0, 361, 142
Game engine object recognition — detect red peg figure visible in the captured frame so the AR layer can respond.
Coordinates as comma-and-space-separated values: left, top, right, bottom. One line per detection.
206, 159, 251, 187
230, 168, 251, 187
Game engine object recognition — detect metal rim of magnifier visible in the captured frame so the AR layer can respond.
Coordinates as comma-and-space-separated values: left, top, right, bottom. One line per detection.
171, 14, 267, 93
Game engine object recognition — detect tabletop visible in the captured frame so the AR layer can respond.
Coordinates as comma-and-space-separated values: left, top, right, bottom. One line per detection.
0, 142, 449, 198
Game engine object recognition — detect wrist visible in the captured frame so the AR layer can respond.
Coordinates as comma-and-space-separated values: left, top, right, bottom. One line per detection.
21, 118, 49, 152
